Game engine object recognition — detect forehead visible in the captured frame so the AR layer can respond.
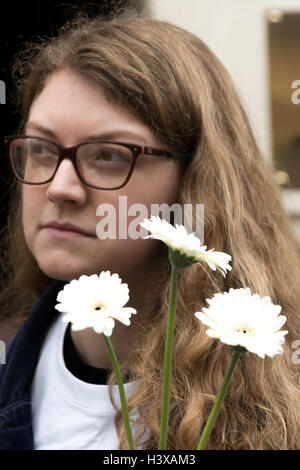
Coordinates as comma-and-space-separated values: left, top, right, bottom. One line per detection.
27, 69, 163, 147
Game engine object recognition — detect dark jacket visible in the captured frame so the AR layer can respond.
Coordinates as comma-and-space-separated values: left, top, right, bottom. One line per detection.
0, 280, 67, 450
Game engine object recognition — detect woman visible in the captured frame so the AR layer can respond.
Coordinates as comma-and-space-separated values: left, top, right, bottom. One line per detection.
0, 12, 299, 450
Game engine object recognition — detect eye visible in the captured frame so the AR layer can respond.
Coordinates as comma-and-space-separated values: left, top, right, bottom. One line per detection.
95, 148, 131, 164
80, 143, 133, 166
29, 139, 57, 157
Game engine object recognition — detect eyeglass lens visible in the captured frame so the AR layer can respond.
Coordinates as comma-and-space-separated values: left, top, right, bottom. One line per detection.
9, 137, 134, 189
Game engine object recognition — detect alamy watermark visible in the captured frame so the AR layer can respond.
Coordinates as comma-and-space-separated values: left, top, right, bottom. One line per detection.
292, 339, 300, 385
0, 340, 5, 364
0, 80, 5, 104
291, 80, 300, 104
95, 197, 204, 242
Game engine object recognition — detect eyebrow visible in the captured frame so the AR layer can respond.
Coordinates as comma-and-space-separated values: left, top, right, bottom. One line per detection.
25, 122, 149, 145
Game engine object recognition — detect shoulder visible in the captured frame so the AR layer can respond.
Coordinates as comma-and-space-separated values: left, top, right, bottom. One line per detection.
0, 280, 66, 405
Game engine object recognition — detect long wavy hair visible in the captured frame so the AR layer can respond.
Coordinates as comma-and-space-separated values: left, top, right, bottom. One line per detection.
1, 12, 300, 449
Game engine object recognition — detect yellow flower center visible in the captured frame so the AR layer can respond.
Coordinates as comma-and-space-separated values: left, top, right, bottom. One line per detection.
89, 301, 107, 314
235, 323, 255, 336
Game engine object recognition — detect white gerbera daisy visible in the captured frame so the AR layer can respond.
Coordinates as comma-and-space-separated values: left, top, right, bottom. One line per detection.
195, 288, 288, 358
55, 271, 137, 336
140, 215, 232, 275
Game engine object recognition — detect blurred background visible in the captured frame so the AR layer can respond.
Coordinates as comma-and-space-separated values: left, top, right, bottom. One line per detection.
149, 0, 300, 239
0, 0, 299, 237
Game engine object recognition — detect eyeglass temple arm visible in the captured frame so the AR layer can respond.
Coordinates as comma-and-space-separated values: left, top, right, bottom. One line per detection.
143, 146, 174, 158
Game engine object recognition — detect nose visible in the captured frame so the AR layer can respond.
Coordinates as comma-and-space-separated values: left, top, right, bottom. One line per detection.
46, 157, 88, 206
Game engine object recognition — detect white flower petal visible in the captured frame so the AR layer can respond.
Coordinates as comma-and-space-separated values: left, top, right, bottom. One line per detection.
99, 318, 115, 336
140, 216, 231, 274
194, 288, 288, 359
56, 271, 136, 335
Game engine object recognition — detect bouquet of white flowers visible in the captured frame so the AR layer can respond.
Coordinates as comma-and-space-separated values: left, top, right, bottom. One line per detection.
55, 216, 288, 450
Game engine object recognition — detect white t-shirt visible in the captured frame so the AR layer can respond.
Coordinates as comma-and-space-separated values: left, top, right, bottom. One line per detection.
31, 314, 142, 450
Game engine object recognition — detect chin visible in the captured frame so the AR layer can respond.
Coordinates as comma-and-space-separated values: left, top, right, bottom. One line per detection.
36, 257, 86, 281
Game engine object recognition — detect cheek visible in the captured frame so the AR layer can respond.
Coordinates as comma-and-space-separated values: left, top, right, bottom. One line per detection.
22, 187, 42, 241
95, 162, 181, 225
117, 166, 181, 250
129, 166, 181, 223
125, 162, 181, 208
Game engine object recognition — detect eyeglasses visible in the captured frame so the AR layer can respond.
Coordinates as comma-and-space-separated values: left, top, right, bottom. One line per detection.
4, 135, 175, 190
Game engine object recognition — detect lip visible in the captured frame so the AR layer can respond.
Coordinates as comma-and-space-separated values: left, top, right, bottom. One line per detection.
42, 220, 96, 239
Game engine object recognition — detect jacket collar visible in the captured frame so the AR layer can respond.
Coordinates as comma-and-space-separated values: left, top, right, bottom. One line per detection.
0, 279, 68, 408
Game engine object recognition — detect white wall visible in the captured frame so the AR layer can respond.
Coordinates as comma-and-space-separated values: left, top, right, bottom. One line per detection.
147, 0, 300, 238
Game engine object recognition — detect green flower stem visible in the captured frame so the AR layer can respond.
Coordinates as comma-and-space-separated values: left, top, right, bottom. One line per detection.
158, 262, 180, 450
102, 333, 135, 450
197, 348, 240, 450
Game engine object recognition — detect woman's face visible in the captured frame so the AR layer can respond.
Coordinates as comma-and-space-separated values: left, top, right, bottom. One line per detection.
22, 69, 181, 281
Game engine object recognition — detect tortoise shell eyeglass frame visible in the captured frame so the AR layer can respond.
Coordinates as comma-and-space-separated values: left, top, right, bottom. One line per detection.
4, 135, 176, 190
